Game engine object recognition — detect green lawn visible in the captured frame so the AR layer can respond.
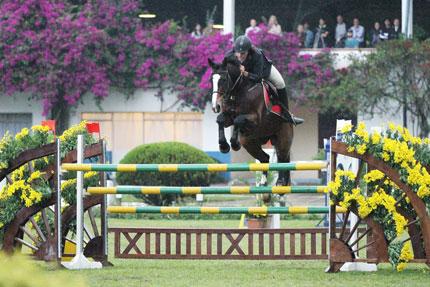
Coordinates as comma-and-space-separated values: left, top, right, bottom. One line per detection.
52, 218, 429, 287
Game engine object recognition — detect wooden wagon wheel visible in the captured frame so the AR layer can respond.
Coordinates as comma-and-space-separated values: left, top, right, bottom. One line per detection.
328, 208, 388, 272
1, 141, 107, 264
2, 195, 106, 264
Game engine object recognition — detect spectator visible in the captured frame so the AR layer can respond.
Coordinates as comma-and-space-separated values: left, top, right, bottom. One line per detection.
268, 15, 282, 35
313, 18, 329, 48
191, 24, 203, 39
392, 18, 401, 39
380, 18, 392, 41
296, 24, 305, 47
344, 30, 360, 48
370, 22, 381, 47
245, 19, 261, 36
303, 22, 314, 48
350, 18, 365, 47
203, 20, 215, 36
335, 15, 347, 48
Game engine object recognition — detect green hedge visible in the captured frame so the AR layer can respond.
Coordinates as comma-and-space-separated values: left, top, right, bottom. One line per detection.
116, 142, 219, 205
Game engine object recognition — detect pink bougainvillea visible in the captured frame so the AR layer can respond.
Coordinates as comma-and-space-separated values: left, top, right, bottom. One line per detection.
0, 0, 335, 116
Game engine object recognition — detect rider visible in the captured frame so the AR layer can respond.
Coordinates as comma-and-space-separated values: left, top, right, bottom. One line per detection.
225, 35, 292, 121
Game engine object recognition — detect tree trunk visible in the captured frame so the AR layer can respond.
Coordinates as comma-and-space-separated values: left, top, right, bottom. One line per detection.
418, 111, 430, 138
50, 93, 70, 135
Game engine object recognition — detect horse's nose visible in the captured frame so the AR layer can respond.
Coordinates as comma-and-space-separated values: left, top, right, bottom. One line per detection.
212, 105, 220, 113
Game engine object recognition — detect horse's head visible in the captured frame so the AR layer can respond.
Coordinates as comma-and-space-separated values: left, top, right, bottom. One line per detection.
208, 58, 242, 113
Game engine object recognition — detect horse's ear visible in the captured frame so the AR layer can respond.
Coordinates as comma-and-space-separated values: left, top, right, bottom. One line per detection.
208, 58, 217, 69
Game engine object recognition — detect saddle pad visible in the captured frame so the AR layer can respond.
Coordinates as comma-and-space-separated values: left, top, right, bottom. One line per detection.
262, 82, 282, 116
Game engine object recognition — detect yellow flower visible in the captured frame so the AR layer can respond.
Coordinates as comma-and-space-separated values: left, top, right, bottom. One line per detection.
15, 128, 29, 140
354, 122, 369, 143
340, 123, 353, 133
371, 132, 381, 145
397, 262, 406, 272
356, 144, 367, 155
31, 125, 50, 133
364, 170, 385, 183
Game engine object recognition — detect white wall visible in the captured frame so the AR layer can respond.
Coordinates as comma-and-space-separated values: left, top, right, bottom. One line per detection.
0, 94, 44, 126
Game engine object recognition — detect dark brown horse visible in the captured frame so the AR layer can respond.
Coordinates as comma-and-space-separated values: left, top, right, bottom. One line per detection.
209, 58, 294, 185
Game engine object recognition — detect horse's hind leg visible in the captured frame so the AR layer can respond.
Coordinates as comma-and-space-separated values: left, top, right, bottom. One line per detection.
240, 137, 270, 187
274, 123, 294, 186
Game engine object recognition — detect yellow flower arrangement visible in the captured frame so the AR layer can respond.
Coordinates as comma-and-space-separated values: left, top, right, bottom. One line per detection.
15, 128, 29, 140
363, 170, 385, 183
340, 123, 353, 133
31, 125, 50, 133
59, 121, 87, 142
397, 242, 414, 272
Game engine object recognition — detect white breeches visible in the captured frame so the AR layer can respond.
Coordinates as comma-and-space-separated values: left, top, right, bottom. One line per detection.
268, 65, 285, 89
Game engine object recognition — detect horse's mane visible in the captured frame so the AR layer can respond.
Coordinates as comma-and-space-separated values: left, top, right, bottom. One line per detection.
222, 57, 241, 68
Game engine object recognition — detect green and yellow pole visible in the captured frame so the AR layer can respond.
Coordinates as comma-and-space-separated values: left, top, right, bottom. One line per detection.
107, 206, 346, 214
62, 161, 327, 173
88, 185, 327, 195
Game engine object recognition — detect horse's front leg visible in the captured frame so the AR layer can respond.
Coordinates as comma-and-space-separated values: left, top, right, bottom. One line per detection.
216, 113, 231, 153
230, 125, 241, 151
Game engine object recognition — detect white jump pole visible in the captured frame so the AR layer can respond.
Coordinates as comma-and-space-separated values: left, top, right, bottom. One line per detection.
336, 120, 376, 272
62, 135, 102, 269
56, 138, 62, 262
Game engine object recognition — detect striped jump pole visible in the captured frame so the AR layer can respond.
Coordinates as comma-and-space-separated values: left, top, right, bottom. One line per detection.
62, 161, 327, 173
108, 206, 346, 214
88, 185, 327, 195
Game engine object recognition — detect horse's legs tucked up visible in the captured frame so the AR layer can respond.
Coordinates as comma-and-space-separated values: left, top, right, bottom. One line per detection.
216, 113, 231, 153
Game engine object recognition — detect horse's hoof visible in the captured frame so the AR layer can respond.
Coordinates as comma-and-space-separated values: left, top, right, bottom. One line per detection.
276, 179, 287, 186
230, 142, 241, 151
219, 143, 230, 153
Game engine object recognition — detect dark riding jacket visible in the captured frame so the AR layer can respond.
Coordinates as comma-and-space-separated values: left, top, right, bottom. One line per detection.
225, 47, 272, 83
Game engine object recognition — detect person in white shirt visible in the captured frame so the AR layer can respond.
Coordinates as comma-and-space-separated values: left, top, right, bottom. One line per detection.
335, 15, 347, 48
350, 18, 365, 47
191, 24, 203, 39
268, 15, 282, 35
245, 19, 261, 36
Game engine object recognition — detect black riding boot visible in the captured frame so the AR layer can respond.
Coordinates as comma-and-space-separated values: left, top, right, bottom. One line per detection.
276, 88, 292, 121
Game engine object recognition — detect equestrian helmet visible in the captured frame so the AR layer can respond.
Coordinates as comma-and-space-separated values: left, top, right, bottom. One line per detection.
234, 35, 252, 53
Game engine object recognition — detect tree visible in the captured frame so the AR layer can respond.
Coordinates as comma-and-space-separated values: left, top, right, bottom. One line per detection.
0, 1, 111, 133
323, 39, 430, 137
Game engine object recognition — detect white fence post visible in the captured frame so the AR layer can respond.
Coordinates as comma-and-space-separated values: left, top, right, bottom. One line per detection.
62, 135, 102, 269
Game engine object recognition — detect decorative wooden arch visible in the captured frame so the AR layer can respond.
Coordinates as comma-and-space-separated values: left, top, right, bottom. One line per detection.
328, 139, 430, 272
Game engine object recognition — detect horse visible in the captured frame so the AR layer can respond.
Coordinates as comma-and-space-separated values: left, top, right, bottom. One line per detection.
208, 57, 294, 186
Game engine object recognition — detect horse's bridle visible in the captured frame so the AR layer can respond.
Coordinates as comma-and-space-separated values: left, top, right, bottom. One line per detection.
212, 70, 243, 101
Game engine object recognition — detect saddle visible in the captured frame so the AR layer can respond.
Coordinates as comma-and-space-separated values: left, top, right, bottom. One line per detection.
261, 81, 304, 125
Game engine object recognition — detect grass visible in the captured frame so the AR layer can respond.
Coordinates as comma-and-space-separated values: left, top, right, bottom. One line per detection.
50, 218, 430, 287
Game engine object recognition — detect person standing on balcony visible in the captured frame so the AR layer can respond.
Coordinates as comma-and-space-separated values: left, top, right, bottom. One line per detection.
380, 19, 393, 41
313, 18, 329, 48
303, 22, 314, 48
245, 19, 261, 36
370, 22, 381, 47
203, 20, 216, 36
191, 24, 203, 39
350, 18, 365, 47
344, 30, 360, 48
268, 15, 282, 35
392, 18, 401, 39
296, 24, 306, 47
334, 15, 347, 48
